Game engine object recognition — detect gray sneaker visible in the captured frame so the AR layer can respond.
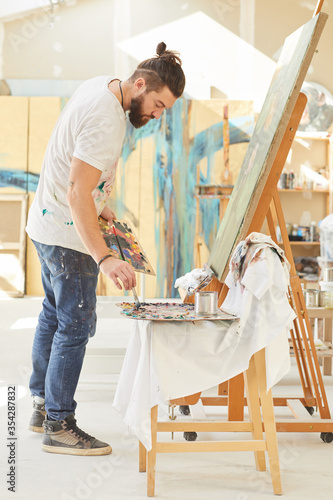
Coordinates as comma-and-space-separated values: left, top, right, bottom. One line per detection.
29, 396, 46, 433
42, 414, 112, 456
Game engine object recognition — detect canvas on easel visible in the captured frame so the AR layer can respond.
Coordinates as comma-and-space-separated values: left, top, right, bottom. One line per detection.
208, 11, 328, 281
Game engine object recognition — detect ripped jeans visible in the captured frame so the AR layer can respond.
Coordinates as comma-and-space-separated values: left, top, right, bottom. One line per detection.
29, 240, 99, 420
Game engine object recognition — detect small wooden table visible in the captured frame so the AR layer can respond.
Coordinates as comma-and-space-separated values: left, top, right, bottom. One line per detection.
307, 307, 333, 375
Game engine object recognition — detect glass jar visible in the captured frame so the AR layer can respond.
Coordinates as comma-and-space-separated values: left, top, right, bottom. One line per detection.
324, 291, 333, 309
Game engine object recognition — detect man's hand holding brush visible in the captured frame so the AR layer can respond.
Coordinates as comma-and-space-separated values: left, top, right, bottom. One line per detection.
97, 209, 136, 292
99, 255, 136, 292
112, 225, 140, 307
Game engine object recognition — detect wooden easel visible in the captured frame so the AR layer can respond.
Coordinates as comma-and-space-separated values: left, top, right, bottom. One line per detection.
202, 91, 333, 440
197, 1, 333, 439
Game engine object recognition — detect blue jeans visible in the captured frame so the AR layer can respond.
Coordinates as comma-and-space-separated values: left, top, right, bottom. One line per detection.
29, 241, 99, 420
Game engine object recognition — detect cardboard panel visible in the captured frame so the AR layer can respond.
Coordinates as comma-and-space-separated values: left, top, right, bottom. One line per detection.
0, 194, 27, 297
26, 97, 62, 296
0, 97, 29, 194
28, 97, 62, 175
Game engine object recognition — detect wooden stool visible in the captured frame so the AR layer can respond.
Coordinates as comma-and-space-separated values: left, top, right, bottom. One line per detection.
139, 348, 282, 497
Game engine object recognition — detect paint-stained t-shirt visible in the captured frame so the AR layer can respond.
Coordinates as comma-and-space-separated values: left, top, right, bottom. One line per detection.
26, 75, 126, 254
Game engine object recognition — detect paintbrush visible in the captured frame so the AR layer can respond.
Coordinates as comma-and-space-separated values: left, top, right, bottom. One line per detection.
112, 225, 140, 308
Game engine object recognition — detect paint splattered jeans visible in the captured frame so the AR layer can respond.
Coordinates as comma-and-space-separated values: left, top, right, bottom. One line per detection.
29, 240, 99, 421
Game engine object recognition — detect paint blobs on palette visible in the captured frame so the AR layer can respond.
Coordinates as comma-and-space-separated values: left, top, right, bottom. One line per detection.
116, 302, 238, 321
117, 302, 196, 320
99, 218, 155, 275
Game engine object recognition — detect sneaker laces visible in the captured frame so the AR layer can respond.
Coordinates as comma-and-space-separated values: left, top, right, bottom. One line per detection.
33, 401, 45, 411
64, 418, 95, 442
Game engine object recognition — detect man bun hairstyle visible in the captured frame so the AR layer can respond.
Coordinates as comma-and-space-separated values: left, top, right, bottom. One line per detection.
130, 42, 185, 98
155, 41, 181, 66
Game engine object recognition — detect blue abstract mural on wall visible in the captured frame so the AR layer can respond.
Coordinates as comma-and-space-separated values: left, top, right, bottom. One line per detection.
119, 98, 253, 296
0, 98, 253, 297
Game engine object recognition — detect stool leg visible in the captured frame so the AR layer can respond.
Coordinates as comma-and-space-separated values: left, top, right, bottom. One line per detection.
139, 441, 147, 472
254, 349, 282, 495
217, 381, 228, 395
147, 405, 158, 497
244, 358, 266, 471
228, 374, 245, 421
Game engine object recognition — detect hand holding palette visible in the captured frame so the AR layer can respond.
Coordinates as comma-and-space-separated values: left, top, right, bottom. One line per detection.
116, 302, 238, 321
99, 217, 155, 275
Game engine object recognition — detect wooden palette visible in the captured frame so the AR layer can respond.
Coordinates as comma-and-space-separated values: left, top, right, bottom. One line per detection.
99, 217, 155, 275
116, 302, 238, 321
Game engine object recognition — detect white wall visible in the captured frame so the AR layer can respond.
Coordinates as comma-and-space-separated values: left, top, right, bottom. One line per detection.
4, 0, 229, 81
1, 0, 333, 109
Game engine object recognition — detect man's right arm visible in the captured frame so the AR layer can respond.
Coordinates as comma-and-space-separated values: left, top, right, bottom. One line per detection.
67, 156, 136, 291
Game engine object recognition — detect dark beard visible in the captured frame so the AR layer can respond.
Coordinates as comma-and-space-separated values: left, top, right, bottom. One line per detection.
128, 95, 151, 129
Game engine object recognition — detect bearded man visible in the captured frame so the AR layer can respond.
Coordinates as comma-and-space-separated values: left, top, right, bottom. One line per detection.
26, 42, 185, 456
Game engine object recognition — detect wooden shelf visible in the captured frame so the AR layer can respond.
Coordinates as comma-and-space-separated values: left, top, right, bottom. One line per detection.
278, 241, 320, 246
307, 307, 333, 319
278, 188, 329, 193
295, 132, 332, 141
290, 345, 333, 357
195, 195, 231, 199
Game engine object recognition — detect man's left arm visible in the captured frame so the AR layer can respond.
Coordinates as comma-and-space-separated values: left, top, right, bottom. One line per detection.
100, 205, 116, 224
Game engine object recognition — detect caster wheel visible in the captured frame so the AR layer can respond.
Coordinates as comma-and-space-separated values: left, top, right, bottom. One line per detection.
179, 405, 190, 416
320, 432, 333, 443
184, 432, 197, 441
305, 406, 314, 416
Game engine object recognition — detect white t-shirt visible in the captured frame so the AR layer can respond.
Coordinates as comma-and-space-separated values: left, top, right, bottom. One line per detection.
26, 75, 126, 254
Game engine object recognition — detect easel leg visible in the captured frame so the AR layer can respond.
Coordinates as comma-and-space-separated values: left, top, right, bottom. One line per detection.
194, 165, 202, 268
290, 275, 331, 416
244, 358, 266, 471
254, 349, 282, 495
323, 318, 332, 375
268, 194, 331, 415
139, 441, 147, 472
290, 312, 316, 404
147, 405, 158, 497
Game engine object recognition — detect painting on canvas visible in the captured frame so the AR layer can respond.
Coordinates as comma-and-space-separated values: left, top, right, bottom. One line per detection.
208, 12, 328, 280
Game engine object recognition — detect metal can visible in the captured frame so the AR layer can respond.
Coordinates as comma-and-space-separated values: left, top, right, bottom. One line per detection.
280, 172, 287, 189
310, 222, 317, 242
319, 291, 327, 307
304, 289, 319, 307
324, 267, 333, 282
288, 171, 295, 189
195, 291, 218, 317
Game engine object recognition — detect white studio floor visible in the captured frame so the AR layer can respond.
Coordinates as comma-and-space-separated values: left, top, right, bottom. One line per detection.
0, 296, 333, 500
